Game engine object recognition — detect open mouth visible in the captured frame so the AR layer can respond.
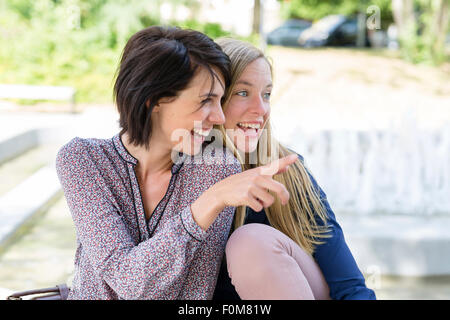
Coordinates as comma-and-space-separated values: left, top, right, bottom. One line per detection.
236, 122, 261, 138
190, 127, 211, 143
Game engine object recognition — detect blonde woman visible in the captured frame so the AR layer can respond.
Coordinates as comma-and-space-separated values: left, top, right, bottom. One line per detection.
212, 38, 376, 300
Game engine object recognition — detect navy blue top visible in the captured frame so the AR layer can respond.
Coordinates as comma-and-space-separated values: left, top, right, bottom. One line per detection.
212, 154, 376, 300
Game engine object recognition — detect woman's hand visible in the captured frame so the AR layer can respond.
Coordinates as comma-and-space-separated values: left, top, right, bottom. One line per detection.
191, 154, 298, 230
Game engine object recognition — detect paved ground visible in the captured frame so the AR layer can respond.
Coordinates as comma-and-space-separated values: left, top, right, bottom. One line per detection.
267, 46, 450, 136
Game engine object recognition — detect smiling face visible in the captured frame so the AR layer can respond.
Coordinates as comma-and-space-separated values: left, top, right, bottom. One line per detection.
223, 57, 272, 154
151, 66, 226, 156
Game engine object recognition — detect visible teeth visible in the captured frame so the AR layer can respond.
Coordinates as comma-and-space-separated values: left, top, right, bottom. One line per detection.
193, 128, 210, 137
238, 122, 260, 129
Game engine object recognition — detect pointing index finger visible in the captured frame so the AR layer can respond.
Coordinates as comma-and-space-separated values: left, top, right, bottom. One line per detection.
259, 154, 298, 176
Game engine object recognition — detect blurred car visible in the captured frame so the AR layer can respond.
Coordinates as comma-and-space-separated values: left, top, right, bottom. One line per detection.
266, 19, 312, 47
298, 14, 369, 47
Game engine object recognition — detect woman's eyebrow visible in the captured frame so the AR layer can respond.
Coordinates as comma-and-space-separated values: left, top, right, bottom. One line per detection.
199, 93, 220, 98
236, 80, 253, 86
199, 74, 225, 98
236, 80, 273, 88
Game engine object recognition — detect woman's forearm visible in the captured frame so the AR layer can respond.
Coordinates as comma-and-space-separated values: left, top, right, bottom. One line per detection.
191, 184, 226, 231
191, 154, 298, 231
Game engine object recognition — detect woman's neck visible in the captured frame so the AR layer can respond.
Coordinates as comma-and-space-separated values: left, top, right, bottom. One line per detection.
121, 132, 173, 178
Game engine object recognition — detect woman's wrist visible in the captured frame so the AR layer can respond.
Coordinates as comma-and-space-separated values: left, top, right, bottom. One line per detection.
190, 184, 226, 231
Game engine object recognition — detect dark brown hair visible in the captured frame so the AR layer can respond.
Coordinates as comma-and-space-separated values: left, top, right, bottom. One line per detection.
114, 26, 231, 148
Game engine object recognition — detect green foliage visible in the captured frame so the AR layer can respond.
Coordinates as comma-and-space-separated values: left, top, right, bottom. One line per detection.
175, 20, 231, 39
368, 0, 394, 30
280, 0, 393, 27
279, 0, 448, 65
281, 0, 359, 21
397, 0, 449, 65
0, 0, 237, 103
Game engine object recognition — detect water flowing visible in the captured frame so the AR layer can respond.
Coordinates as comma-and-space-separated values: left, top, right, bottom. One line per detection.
278, 113, 450, 216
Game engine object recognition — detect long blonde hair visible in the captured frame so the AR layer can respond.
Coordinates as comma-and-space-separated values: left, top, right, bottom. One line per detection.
217, 38, 330, 255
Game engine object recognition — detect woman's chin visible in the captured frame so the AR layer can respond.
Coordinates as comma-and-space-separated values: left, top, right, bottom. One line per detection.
230, 128, 261, 155
173, 131, 206, 156
235, 139, 259, 155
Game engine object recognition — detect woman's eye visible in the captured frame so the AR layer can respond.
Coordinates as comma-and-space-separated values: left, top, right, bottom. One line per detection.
236, 91, 248, 97
200, 98, 211, 106
263, 92, 271, 100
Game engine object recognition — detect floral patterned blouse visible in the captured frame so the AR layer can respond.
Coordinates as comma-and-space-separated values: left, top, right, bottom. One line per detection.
55, 133, 241, 299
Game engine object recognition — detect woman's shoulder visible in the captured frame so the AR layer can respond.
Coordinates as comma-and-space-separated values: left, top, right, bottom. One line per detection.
56, 136, 113, 171
286, 149, 337, 218
184, 145, 242, 177
57, 136, 110, 156
285, 147, 304, 164
286, 149, 317, 187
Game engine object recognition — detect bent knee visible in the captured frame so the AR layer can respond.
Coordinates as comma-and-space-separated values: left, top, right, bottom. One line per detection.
226, 224, 269, 253
225, 223, 282, 264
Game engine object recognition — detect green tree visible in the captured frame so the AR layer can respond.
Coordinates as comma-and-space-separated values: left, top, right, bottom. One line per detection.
279, 0, 393, 27
280, 0, 360, 21
392, 0, 449, 65
0, 0, 237, 103
279, 0, 448, 65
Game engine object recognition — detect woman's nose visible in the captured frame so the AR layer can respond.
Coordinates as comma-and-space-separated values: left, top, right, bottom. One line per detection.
250, 96, 268, 115
209, 102, 226, 125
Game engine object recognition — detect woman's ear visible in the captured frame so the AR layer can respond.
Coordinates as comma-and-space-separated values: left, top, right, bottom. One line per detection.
147, 100, 161, 112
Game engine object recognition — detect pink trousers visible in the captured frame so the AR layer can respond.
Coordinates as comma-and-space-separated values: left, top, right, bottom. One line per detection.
225, 223, 331, 300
